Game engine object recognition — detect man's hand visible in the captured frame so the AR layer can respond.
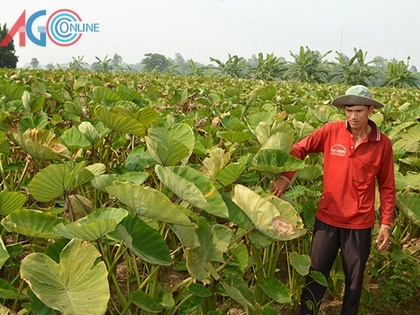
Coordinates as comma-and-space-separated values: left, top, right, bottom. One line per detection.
375, 225, 391, 251
271, 177, 290, 197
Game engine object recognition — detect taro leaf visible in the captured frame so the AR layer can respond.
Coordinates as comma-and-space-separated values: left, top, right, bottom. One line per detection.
60, 126, 91, 149
27, 162, 93, 202
1, 209, 66, 239
186, 218, 223, 282
251, 149, 305, 174
0, 277, 20, 299
55, 208, 128, 241
155, 165, 229, 218
116, 85, 142, 102
85, 163, 106, 176
125, 146, 156, 171
215, 162, 246, 188
118, 171, 149, 185
258, 277, 291, 304
12, 129, 71, 160
189, 283, 212, 298
0, 237, 9, 269
130, 290, 164, 313
220, 281, 255, 311
91, 174, 118, 192
231, 184, 305, 240
20, 238, 109, 315
117, 214, 171, 266
393, 124, 420, 153
169, 224, 199, 248
202, 147, 232, 179
396, 193, 420, 226
106, 181, 191, 226
90, 86, 121, 103
78, 121, 105, 144
95, 106, 146, 137
312, 105, 342, 123
309, 270, 328, 286
216, 131, 253, 143
0, 130, 10, 155
290, 252, 310, 276
0, 82, 25, 100
297, 165, 322, 181
260, 131, 294, 153
146, 123, 194, 166
0, 191, 27, 216
19, 115, 49, 133
27, 287, 57, 315
292, 120, 315, 141
405, 172, 420, 190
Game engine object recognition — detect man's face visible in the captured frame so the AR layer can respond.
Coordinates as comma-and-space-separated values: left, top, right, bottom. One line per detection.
345, 105, 373, 130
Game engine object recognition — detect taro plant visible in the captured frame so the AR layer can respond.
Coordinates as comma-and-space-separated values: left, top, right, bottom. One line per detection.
0, 68, 419, 315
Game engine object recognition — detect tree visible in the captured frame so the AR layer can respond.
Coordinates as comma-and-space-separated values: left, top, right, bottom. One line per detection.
92, 55, 113, 72
382, 57, 419, 88
332, 48, 377, 86
70, 55, 88, 70
285, 46, 331, 83
0, 23, 19, 68
210, 54, 247, 78
112, 53, 123, 71
141, 53, 170, 73
248, 53, 287, 81
30, 57, 40, 69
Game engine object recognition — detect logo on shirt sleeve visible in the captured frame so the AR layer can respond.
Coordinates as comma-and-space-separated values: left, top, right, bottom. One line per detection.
331, 144, 347, 157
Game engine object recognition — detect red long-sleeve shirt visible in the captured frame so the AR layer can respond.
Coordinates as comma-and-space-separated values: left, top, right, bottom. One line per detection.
283, 120, 395, 229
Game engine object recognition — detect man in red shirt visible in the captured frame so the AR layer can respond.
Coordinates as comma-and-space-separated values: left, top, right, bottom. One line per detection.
272, 85, 396, 315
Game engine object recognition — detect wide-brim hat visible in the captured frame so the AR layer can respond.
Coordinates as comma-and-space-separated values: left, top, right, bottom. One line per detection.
332, 85, 384, 109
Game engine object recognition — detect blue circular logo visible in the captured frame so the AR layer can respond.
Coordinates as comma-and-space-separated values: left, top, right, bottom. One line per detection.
47, 9, 82, 46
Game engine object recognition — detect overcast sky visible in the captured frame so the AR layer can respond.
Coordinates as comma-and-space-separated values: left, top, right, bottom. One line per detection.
2, 0, 420, 68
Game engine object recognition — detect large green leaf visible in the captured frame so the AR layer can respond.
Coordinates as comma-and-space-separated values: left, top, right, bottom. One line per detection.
60, 126, 91, 149
259, 131, 294, 152
155, 165, 229, 218
186, 218, 228, 282
396, 193, 420, 226
95, 106, 146, 136
393, 124, 420, 153
216, 130, 253, 143
90, 86, 121, 103
55, 208, 128, 241
0, 237, 9, 269
106, 181, 191, 225
258, 277, 291, 304
251, 149, 305, 174
0, 191, 27, 216
20, 238, 109, 315
130, 290, 165, 313
290, 252, 311, 276
26, 164, 72, 202
117, 214, 171, 266
146, 123, 194, 166
231, 184, 306, 240
27, 162, 94, 202
12, 129, 71, 160
1, 209, 66, 239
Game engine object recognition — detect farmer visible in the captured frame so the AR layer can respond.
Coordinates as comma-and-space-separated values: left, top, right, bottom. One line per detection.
271, 85, 396, 315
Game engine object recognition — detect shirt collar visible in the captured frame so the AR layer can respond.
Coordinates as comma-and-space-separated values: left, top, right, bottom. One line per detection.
345, 119, 381, 142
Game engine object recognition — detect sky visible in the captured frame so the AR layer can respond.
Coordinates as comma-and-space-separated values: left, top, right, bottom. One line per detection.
1, 0, 420, 68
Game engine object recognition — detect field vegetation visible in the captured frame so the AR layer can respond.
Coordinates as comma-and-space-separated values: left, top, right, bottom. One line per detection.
0, 64, 419, 314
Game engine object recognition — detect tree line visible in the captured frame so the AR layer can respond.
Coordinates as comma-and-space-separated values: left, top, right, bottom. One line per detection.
1, 22, 419, 88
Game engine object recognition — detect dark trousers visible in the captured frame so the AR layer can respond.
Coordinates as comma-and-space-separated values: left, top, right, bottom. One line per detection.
300, 219, 372, 315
